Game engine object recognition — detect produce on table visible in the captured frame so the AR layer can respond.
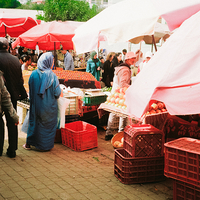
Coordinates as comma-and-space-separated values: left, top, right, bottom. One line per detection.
28, 65, 37, 71
53, 70, 97, 81
102, 87, 112, 92
146, 100, 167, 115
104, 87, 128, 111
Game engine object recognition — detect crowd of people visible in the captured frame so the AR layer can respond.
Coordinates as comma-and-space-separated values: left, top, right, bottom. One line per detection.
0, 35, 155, 157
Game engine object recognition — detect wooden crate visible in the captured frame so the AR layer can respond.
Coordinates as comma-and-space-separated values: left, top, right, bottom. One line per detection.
63, 93, 79, 115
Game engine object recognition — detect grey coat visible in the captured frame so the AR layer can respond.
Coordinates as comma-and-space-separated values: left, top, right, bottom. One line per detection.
0, 71, 19, 124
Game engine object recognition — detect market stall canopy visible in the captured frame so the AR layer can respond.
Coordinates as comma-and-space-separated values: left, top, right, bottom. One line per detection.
0, 12, 40, 37
12, 21, 84, 50
125, 10, 200, 119
72, 0, 200, 54
129, 22, 172, 44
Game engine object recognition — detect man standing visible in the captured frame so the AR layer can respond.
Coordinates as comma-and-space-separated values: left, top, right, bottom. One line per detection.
122, 49, 127, 62
105, 52, 136, 140
61, 48, 74, 70
0, 37, 27, 158
0, 71, 19, 157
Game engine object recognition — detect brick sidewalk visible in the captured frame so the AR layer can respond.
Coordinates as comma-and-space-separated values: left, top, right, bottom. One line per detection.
0, 125, 173, 200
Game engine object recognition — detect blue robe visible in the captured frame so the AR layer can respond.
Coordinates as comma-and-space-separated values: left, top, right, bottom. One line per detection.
27, 70, 61, 150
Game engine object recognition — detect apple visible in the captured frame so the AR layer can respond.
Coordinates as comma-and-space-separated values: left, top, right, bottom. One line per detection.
119, 93, 124, 99
119, 99, 125, 106
122, 105, 127, 110
115, 98, 120, 104
120, 88, 125, 94
157, 102, 164, 110
107, 96, 111, 102
150, 103, 158, 110
161, 108, 167, 112
156, 109, 162, 113
114, 92, 120, 98
110, 97, 115, 103
150, 110, 156, 114
115, 88, 120, 93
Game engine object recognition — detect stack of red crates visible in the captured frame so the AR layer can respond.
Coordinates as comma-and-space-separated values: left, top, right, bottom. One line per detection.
164, 138, 200, 200
114, 124, 165, 184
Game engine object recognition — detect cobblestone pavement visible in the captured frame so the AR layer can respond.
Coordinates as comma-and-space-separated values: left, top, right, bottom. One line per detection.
0, 125, 173, 200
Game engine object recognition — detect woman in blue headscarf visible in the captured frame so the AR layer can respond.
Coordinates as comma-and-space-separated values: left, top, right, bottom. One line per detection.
86, 51, 101, 81
23, 52, 61, 151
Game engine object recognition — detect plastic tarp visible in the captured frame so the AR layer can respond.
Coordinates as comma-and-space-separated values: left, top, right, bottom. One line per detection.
72, 0, 200, 54
125, 10, 200, 119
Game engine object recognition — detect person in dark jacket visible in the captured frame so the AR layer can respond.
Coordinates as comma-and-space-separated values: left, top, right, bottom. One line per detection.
0, 71, 19, 157
101, 52, 115, 87
0, 37, 27, 158
112, 52, 123, 68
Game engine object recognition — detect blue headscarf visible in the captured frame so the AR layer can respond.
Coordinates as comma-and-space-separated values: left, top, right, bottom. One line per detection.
37, 52, 54, 98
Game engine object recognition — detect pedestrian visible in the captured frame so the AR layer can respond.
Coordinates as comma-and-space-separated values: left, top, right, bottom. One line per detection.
0, 37, 27, 158
86, 51, 101, 81
21, 55, 32, 71
99, 57, 105, 76
23, 52, 62, 151
105, 52, 136, 140
20, 47, 29, 57
112, 52, 123, 68
61, 48, 74, 71
132, 50, 143, 76
137, 51, 152, 74
101, 52, 115, 87
0, 71, 19, 157
122, 49, 127, 62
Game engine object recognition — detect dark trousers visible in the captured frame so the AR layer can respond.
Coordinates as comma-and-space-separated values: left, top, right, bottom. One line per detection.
0, 116, 4, 154
4, 100, 18, 152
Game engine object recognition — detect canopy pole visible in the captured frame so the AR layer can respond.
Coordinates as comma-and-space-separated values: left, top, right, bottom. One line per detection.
152, 35, 157, 52
4, 25, 7, 38
54, 42, 57, 69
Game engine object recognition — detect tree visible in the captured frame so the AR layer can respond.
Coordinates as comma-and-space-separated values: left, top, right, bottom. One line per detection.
17, 0, 44, 10
39, 0, 100, 22
0, 0, 21, 8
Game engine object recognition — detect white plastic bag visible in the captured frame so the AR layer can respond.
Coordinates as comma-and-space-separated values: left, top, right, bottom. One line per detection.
21, 110, 30, 133
57, 97, 70, 129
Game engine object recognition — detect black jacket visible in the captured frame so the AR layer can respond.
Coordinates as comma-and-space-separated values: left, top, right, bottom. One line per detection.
102, 60, 114, 87
0, 50, 27, 102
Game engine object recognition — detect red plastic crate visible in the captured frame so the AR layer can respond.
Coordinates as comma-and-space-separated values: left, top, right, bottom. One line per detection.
114, 149, 165, 184
173, 180, 200, 200
61, 121, 98, 151
124, 124, 164, 157
164, 137, 200, 187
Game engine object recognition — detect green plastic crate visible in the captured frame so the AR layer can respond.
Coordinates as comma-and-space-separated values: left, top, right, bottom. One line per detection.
83, 95, 107, 106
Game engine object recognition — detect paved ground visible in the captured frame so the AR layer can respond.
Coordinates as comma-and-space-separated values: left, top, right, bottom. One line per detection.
0, 124, 173, 200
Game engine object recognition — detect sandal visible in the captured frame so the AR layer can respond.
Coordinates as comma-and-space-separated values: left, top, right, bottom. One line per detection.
22, 144, 31, 150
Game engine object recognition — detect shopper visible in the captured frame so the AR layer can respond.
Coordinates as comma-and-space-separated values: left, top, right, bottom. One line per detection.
21, 55, 32, 71
61, 48, 74, 71
137, 51, 152, 74
112, 52, 123, 68
23, 52, 61, 151
0, 71, 19, 157
101, 52, 115, 87
122, 49, 127, 62
86, 51, 101, 81
105, 52, 136, 140
0, 37, 27, 158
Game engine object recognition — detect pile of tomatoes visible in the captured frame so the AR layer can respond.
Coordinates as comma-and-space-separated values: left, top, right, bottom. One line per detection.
105, 87, 128, 110
146, 100, 167, 115
53, 70, 96, 81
